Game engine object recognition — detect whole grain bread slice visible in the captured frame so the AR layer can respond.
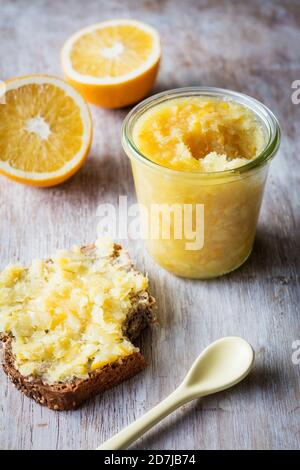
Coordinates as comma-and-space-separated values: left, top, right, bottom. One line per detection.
0, 243, 156, 411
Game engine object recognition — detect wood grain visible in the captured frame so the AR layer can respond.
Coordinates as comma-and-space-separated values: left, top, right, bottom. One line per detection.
0, 0, 299, 450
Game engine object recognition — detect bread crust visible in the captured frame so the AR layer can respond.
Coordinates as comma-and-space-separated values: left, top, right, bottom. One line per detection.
0, 243, 156, 410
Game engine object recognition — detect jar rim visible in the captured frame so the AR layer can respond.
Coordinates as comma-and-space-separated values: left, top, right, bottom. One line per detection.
122, 86, 281, 178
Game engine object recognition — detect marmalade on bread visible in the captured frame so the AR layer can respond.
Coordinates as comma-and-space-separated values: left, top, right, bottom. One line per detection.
0, 238, 148, 384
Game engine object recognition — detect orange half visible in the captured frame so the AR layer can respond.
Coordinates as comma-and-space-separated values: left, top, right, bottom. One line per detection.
61, 19, 161, 108
0, 75, 92, 186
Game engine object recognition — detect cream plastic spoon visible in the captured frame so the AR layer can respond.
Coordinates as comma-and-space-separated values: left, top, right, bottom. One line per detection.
97, 336, 254, 450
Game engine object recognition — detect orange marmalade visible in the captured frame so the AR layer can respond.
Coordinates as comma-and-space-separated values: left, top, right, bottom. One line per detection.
123, 89, 280, 278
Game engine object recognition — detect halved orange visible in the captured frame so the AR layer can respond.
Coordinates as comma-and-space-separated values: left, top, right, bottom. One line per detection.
0, 75, 92, 186
61, 19, 161, 108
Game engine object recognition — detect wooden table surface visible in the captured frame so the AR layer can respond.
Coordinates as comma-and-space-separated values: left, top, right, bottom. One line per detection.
0, 0, 299, 450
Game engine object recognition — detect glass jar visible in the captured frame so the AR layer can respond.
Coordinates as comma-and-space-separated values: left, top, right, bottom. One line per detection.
122, 87, 281, 279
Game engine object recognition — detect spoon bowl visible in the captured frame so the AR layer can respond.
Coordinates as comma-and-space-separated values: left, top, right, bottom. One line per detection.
181, 336, 254, 398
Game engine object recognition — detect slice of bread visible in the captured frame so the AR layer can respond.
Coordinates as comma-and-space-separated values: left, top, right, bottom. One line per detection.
0, 243, 156, 410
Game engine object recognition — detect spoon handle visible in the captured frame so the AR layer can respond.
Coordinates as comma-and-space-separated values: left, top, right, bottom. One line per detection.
97, 388, 188, 450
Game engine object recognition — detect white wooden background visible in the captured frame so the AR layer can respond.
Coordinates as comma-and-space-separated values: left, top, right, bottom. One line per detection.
0, 0, 299, 450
